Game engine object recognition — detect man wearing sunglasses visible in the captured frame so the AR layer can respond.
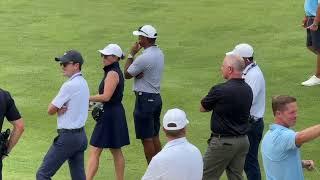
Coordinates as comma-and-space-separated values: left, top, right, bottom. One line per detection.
36, 50, 89, 180
124, 25, 164, 164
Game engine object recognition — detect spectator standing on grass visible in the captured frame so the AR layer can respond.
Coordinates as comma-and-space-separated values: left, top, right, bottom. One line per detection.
261, 95, 320, 180
301, 0, 320, 86
36, 50, 89, 180
0, 89, 24, 180
142, 108, 203, 180
86, 44, 130, 180
200, 53, 253, 180
228, 43, 265, 180
124, 24, 164, 164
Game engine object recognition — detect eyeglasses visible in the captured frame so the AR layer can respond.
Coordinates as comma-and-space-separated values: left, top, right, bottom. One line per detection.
60, 62, 74, 67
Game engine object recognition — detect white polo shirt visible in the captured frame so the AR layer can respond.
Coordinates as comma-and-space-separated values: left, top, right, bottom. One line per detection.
51, 72, 90, 129
142, 137, 203, 180
242, 62, 265, 119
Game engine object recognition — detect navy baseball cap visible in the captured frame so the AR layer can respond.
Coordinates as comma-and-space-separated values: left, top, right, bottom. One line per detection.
55, 50, 84, 65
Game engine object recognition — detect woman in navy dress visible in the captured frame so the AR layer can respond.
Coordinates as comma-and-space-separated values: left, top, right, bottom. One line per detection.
86, 44, 130, 180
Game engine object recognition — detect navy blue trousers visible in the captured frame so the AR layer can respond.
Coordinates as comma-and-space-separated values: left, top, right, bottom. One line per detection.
36, 130, 87, 180
244, 119, 264, 180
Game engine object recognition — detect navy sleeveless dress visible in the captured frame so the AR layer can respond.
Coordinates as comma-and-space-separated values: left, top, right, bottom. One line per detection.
90, 62, 130, 148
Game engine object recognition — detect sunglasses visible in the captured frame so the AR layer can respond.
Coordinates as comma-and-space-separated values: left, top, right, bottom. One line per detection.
60, 62, 74, 67
100, 54, 117, 59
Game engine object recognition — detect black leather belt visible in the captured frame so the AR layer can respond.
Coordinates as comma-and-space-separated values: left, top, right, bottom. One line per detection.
134, 91, 160, 96
57, 127, 84, 133
211, 132, 245, 138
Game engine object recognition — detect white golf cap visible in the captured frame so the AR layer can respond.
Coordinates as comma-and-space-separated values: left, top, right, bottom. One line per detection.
98, 44, 124, 58
228, 43, 254, 58
133, 25, 157, 38
163, 108, 189, 130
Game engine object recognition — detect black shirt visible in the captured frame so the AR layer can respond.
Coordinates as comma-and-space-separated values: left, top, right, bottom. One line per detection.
201, 79, 253, 136
0, 89, 21, 130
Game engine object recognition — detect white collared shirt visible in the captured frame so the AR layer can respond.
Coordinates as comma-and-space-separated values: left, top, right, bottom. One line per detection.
142, 137, 203, 180
51, 72, 90, 129
242, 62, 265, 119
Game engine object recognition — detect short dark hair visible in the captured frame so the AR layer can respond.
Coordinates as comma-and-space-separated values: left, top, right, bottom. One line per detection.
272, 95, 297, 115
164, 129, 185, 137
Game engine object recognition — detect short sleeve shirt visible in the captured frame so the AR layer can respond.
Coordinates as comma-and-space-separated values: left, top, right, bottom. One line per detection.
261, 124, 304, 180
127, 46, 164, 94
0, 89, 21, 130
305, 0, 320, 16
51, 72, 90, 129
201, 79, 253, 135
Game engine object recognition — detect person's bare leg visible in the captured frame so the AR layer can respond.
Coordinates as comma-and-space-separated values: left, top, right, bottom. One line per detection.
110, 148, 125, 180
152, 136, 162, 154
86, 146, 103, 180
142, 138, 156, 164
316, 51, 320, 77
307, 46, 317, 54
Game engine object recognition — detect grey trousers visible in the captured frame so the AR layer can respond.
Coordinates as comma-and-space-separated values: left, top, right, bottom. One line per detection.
36, 130, 87, 180
203, 135, 249, 180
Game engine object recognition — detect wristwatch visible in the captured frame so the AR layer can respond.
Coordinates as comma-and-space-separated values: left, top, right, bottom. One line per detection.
127, 54, 134, 59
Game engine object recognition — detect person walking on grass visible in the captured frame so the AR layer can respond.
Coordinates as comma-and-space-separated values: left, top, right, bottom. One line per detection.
301, 0, 320, 86
86, 44, 130, 180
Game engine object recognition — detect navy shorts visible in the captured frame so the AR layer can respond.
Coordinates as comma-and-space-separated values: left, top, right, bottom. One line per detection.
133, 92, 162, 139
306, 17, 320, 49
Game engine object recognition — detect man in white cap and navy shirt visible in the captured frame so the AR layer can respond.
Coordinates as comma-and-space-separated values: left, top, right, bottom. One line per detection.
142, 108, 203, 180
124, 25, 164, 164
36, 50, 89, 180
229, 43, 266, 180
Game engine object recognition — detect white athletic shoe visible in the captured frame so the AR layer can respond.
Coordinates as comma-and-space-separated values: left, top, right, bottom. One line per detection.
301, 75, 320, 86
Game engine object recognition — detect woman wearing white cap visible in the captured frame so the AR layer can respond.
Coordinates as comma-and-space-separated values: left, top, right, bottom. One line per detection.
86, 44, 130, 180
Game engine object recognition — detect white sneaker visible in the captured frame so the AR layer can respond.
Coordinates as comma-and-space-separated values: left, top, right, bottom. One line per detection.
301, 75, 320, 86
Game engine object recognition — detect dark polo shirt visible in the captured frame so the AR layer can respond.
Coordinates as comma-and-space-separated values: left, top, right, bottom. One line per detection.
0, 89, 21, 130
201, 78, 253, 136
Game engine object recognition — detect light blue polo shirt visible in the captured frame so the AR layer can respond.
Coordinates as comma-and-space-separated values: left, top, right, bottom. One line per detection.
305, 0, 320, 16
261, 124, 304, 180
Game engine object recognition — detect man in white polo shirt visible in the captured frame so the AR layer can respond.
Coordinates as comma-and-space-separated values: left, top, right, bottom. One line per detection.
229, 43, 265, 180
142, 108, 203, 180
36, 50, 89, 180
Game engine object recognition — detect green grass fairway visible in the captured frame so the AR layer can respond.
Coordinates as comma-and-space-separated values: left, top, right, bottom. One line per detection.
0, 0, 319, 179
